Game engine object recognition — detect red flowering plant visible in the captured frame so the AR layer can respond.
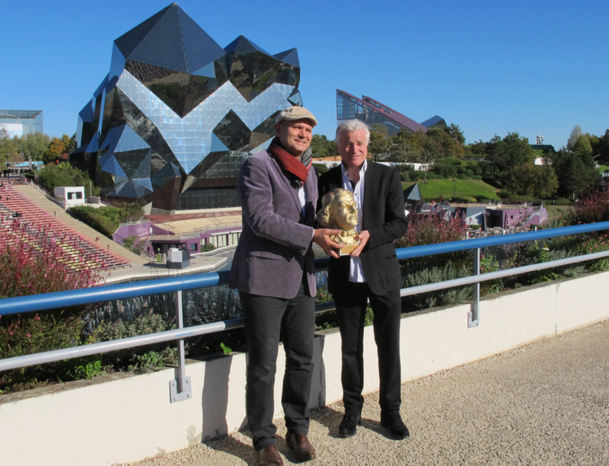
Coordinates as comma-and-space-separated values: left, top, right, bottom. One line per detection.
561, 187, 609, 273
395, 209, 467, 248
395, 208, 472, 311
0, 218, 106, 393
566, 187, 609, 226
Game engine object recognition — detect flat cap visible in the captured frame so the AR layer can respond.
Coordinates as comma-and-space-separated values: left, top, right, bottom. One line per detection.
275, 106, 318, 127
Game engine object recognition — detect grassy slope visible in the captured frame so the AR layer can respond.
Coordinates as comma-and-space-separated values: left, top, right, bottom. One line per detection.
403, 179, 500, 201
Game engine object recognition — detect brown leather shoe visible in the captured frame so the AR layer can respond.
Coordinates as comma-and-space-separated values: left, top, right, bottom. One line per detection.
255, 445, 284, 466
285, 431, 316, 462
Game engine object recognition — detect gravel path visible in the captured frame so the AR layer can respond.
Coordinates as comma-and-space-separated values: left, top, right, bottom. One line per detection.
119, 320, 609, 465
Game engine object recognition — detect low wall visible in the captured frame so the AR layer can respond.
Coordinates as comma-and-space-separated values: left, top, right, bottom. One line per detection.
1, 272, 608, 466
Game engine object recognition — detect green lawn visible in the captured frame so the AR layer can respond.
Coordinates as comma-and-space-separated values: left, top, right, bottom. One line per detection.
403, 179, 500, 201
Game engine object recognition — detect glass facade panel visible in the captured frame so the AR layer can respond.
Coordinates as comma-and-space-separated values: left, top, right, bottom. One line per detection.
72, 3, 303, 212
0, 110, 44, 136
336, 90, 432, 137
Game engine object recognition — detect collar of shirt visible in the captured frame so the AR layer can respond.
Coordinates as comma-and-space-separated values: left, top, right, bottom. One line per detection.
340, 160, 367, 190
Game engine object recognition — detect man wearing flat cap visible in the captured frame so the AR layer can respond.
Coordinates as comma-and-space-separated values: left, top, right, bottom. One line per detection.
230, 106, 341, 466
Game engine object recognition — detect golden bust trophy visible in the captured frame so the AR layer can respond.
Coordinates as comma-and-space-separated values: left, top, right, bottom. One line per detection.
317, 188, 360, 256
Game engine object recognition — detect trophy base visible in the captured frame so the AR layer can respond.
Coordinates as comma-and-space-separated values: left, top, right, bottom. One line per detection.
339, 243, 360, 256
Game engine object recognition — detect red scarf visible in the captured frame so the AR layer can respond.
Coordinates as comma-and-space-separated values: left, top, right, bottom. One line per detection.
268, 139, 311, 184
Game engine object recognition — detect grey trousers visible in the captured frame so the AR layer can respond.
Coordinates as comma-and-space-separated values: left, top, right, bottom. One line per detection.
240, 283, 315, 451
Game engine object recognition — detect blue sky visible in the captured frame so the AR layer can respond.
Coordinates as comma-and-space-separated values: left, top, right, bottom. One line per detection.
2, 0, 608, 149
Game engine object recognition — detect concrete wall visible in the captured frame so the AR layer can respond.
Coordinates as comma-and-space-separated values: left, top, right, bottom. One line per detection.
1, 272, 608, 466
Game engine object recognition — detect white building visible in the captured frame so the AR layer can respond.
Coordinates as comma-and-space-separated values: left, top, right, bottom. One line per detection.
54, 186, 86, 208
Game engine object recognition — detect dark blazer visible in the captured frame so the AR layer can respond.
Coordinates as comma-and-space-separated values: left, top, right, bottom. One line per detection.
318, 162, 407, 297
229, 149, 318, 299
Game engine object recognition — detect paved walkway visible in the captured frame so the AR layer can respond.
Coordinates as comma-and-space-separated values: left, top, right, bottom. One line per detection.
121, 320, 609, 465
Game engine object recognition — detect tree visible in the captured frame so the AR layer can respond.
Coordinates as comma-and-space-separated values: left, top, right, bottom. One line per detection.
0, 128, 19, 168
368, 124, 391, 161
427, 126, 465, 159
572, 135, 593, 157
15, 132, 51, 161
470, 138, 497, 157
550, 149, 599, 199
447, 124, 466, 146
591, 129, 609, 165
507, 164, 558, 199
43, 136, 68, 164
567, 125, 583, 151
310, 134, 336, 158
63, 134, 77, 154
391, 129, 428, 163
37, 163, 100, 195
481, 132, 535, 188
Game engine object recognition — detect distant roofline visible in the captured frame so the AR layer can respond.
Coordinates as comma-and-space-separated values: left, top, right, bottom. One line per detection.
337, 90, 428, 133
0, 110, 43, 119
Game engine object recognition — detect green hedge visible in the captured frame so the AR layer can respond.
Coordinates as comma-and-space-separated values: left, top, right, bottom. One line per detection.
69, 206, 121, 238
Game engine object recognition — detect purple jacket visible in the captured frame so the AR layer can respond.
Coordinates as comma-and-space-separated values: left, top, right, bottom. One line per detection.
229, 148, 318, 299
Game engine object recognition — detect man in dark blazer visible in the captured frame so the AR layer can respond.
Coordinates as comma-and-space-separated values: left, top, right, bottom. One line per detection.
229, 106, 341, 466
318, 119, 409, 440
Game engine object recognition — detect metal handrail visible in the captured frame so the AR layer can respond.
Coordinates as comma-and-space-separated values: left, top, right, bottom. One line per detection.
2, 221, 609, 391
0, 271, 229, 316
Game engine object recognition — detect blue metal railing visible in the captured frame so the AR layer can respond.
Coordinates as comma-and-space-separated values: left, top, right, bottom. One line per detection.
2, 221, 609, 398
2, 222, 605, 317
0, 271, 229, 317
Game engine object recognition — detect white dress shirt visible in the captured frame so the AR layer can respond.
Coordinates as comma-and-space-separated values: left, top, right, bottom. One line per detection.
341, 161, 367, 283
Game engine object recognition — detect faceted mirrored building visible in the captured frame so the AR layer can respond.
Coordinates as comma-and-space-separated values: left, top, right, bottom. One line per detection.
336, 90, 445, 137
72, 3, 303, 212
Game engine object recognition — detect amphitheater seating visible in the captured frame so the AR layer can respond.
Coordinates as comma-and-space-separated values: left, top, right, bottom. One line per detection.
0, 183, 130, 271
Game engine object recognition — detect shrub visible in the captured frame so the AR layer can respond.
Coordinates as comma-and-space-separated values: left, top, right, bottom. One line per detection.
37, 163, 100, 196
565, 187, 609, 225
401, 260, 472, 310
123, 235, 137, 248
479, 253, 504, 295
396, 211, 471, 311
452, 195, 477, 203
70, 205, 121, 238
113, 201, 145, 223
396, 211, 467, 248
92, 314, 177, 372
0, 220, 104, 298
0, 220, 105, 393
70, 203, 144, 239
313, 163, 329, 176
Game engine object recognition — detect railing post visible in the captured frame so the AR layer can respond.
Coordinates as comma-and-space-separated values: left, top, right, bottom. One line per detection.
169, 289, 191, 402
469, 248, 481, 328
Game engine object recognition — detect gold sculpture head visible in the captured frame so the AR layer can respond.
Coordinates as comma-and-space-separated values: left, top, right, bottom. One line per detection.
317, 188, 359, 231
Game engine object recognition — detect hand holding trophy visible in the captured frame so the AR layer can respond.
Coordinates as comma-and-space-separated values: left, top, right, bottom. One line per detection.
317, 188, 360, 255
